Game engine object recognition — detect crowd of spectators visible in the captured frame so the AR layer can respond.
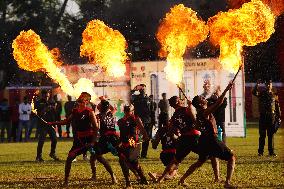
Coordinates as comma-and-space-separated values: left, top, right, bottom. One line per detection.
0, 92, 74, 143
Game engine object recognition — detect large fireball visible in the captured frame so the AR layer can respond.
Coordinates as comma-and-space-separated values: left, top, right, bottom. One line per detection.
208, 0, 275, 72
80, 20, 128, 77
156, 4, 209, 84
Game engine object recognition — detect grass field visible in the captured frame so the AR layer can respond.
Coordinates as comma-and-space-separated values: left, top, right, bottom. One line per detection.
0, 126, 283, 188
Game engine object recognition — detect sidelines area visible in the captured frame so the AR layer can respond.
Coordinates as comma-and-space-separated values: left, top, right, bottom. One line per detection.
0, 127, 283, 188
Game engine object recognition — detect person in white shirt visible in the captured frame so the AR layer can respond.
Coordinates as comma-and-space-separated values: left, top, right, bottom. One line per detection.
17, 96, 32, 142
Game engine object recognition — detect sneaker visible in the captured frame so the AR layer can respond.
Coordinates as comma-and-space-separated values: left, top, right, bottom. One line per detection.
269, 153, 277, 157
36, 157, 44, 162
72, 158, 77, 162
49, 154, 60, 161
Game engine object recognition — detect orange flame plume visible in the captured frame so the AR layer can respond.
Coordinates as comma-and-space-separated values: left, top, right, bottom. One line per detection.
156, 4, 209, 84
228, 0, 284, 16
12, 30, 97, 100
80, 20, 128, 77
12, 30, 74, 94
208, 0, 276, 72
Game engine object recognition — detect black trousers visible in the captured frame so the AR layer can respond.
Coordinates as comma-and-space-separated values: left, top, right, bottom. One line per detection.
258, 113, 275, 155
141, 122, 152, 158
158, 112, 169, 128
36, 122, 57, 158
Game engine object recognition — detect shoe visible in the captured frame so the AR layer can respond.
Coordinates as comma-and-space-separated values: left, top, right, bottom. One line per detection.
36, 157, 44, 162
269, 153, 277, 157
49, 154, 60, 161
139, 177, 148, 185
224, 183, 237, 188
72, 158, 77, 162
258, 153, 263, 156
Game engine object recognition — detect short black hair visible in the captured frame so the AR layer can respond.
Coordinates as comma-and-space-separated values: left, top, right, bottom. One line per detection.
169, 96, 178, 107
192, 95, 201, 109
100, 100, 110, 112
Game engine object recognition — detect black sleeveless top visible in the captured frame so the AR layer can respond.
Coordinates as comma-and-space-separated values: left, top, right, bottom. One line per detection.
171, 107, 195, 133
72, 107, 94, 133
117, 115, 139, 143
97, 111, 116, 135
196, 112, 217, 137
156, 127, 176, 150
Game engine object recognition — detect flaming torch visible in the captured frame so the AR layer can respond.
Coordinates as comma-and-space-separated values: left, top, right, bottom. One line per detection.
208, 0, 276, 73
31, 97, 47, 124
80, 20, 128, 77
12, 30, 74, 95
156, 4, 209, 84
12, 30, 97, 100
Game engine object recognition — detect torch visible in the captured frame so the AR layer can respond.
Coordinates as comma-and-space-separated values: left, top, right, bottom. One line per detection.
176, 84, 189, 101
231, 65, 242, 83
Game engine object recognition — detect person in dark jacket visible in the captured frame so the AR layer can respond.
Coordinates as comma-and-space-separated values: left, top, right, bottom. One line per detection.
131, 84, 151, 158
149, 94, 157, 130
35, 90, 59, 162
252, 80, 281, 157
53, 94, 62, 138
158, 93, 169, 129
64, 95, 75, 138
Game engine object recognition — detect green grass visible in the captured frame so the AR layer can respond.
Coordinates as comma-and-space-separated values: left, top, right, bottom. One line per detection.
0, 126, 283, 188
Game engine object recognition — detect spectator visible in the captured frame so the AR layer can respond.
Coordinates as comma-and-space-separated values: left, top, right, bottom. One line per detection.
11, 98, 20, 142
35, 90, 59, 162
53, 94, 62, 138
131, 84, 151, 159
0, 98, 11, 142
64, 95, 75, 138
17, 96, 32, 142
29, 92, 40, 139
252, 80, 281, 157
207, 86, 228, 143
200, 80, 212, 99
158, 93, 169, 128
149, 95, 157, 131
